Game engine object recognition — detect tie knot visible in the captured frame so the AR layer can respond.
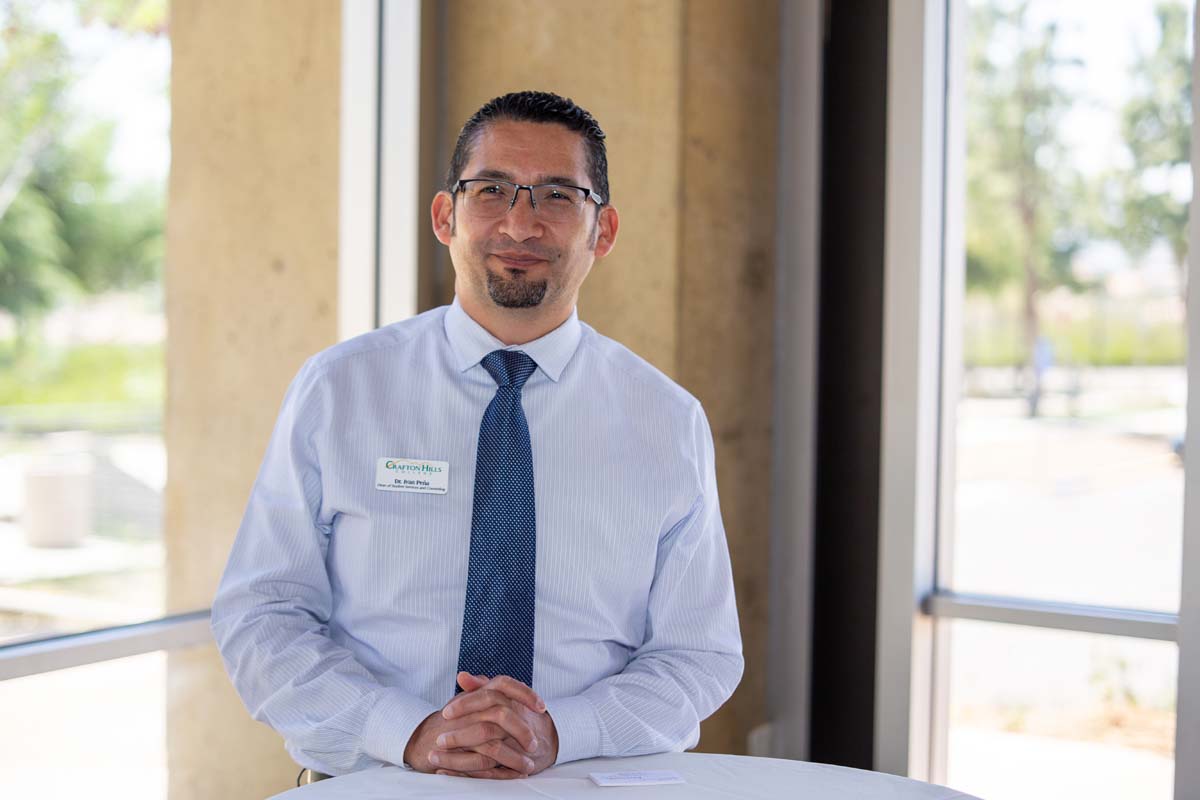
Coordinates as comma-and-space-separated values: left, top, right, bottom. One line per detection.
482, 349, 537, 389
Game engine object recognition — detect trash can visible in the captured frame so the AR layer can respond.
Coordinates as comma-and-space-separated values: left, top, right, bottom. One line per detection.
23, 433, 95, 549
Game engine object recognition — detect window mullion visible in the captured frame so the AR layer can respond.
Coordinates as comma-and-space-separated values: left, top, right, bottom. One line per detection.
925, 591, 1179, 642
0, 611, 211, 681
875, 0, 951, 780
1171, 3, 1200, 797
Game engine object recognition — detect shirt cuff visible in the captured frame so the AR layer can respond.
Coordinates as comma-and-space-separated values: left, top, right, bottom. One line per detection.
545, 694, 603, 765
362, 689, 440, 767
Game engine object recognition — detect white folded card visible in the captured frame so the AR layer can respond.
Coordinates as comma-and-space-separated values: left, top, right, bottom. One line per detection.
588, 770, 685, 787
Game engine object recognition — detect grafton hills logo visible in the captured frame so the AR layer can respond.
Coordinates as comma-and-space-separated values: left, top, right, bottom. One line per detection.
384, 460, 444, 474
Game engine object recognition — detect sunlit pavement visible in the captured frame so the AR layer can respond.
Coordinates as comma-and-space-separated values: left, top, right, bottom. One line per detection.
948, 726, 1173, 800
0, 652, 167, 799
943, 385, 1183, 798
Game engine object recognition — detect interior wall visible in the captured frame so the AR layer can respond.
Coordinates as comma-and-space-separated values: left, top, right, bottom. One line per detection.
434, 0, 779, 754
165, 1, 341, 797
437, 0, 686, 373
677, 0, 778, 754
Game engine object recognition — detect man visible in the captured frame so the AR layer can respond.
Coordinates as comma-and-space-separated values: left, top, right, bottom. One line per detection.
211, 91, 742, 782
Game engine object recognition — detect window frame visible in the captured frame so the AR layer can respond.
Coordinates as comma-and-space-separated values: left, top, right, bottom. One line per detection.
875, 1, 1200, 797
0, 0, 417, 683
337, 0, 420, 336
762, 0, 824, 761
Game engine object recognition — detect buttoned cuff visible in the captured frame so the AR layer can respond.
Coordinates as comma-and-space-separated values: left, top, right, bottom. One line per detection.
545, 694, 603, 765
362, 689, 440, 767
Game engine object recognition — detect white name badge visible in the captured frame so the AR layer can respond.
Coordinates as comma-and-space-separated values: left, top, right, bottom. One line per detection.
375, 457, 449, 494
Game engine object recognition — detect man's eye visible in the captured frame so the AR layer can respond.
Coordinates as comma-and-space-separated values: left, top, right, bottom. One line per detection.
480, 184, 505, 194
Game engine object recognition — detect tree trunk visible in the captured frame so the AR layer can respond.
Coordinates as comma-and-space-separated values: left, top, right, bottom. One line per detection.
1021, 229, 1041, 417
1017, 155, 1041, 417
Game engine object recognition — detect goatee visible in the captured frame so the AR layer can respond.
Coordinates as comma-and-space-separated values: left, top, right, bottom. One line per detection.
487, 269, 548, 308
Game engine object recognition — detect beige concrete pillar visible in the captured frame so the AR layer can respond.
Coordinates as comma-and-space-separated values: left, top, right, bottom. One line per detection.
677, 0, 778, 755
440, 0, 686, 374
439, 0, 778, 755
165, 2, 341, 798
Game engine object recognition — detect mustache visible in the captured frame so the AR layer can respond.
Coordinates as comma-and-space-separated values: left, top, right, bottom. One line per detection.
484, 239, 556, 261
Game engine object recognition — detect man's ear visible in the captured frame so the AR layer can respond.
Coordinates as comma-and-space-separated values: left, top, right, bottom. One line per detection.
592, 205, 619, 258
431, 191, 454, 245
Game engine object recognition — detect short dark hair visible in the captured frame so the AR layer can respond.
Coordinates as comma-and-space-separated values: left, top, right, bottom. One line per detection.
445, 91, 610, 205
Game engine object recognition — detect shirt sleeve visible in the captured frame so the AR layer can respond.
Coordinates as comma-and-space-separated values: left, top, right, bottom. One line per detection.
210, 357, 439, 776
544, 402, 744, 764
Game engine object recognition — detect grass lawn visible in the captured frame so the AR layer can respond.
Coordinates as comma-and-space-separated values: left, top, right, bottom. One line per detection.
0, 342, 162, 432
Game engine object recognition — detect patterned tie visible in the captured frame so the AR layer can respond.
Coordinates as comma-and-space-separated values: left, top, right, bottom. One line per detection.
455, 349, 538, 692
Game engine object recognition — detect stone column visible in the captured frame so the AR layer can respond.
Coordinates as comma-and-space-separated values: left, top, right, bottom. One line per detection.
438, 0, 778, 756
166, 2, 340, 797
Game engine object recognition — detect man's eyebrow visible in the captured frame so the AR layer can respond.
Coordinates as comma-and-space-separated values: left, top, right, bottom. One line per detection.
467, 168, 583, 186
471, 168, 515, 181
537, 174, 582, 186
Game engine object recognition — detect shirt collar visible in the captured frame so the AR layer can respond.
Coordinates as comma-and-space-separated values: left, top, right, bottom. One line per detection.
444, 296, 582, 383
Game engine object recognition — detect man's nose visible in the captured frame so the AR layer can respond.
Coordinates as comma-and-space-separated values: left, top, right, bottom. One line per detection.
497, 188, 544, 240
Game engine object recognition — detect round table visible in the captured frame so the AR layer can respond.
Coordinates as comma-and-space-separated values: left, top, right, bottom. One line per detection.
270, 752, 982, 799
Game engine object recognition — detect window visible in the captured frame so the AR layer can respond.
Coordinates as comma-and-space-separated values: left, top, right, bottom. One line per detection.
0, 649, 170, 796
0, 2, 420, 796
0, 11, 210, 794
0, 0, 172, 645
877, 1, 1200, 798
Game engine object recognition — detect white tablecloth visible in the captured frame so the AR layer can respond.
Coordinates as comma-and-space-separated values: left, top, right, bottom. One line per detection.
270, 752, 982, 799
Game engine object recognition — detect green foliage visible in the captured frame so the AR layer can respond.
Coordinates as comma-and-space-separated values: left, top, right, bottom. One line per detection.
0, 177, 70, 327
0, 340, 163, 405
1109, 3, 1191, 278
78, 0, 167, 34
0, 0, 165, 340
965, 0, 1093, 297
34, 123, 164, 293
965, 314, 1185, 367
963, 0, 1193, 418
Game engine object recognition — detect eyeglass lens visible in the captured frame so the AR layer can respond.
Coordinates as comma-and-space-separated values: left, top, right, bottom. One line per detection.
460, 181, 588, 221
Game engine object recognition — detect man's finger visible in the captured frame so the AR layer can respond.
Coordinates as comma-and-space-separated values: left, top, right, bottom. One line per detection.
472, 738, 535, 774
439, 705, 537, 751
470, 704, 537, 751
484, 675, 546, 713
446, 686, 544, 724
444, 676, 547, 719
432, 738, 532, 774
435, 721, 507, 750
427, 749, 497, 773
443, 689, 510, 720
456, 671, 489, 692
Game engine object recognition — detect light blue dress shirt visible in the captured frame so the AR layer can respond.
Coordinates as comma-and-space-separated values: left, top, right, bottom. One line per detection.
211, 298, 743, 776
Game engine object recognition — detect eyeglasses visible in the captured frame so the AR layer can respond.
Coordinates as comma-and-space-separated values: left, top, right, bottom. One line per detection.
452, 178, 604, 223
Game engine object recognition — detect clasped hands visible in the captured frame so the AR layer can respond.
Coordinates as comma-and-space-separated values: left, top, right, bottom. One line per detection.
404, 671, 558, 779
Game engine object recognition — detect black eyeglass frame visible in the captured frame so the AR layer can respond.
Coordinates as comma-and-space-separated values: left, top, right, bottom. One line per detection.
451, 178, 606, 213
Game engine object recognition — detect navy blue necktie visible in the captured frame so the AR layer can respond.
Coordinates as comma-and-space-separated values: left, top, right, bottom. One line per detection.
455, 349, 538, 691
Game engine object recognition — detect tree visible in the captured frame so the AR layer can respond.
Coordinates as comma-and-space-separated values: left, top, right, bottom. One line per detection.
965, 0, 1090, 415
1111, 2, 1190, 305
0, 0, 166, 349
78, 0, 167, 35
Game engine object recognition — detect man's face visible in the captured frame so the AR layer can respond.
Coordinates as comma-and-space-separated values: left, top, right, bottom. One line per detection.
432, 120, 618, 319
